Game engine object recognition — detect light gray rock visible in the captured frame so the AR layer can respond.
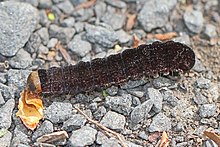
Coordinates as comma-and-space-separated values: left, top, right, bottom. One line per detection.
39, 0, 52, 9
37, 27, 49, 45
68, 35, 92, 57
161, 89, 178, 107
7, 69, 31, 96
61, 17, 75, 27
74, 22, 84, 33
101, 12, 126, 30
49, 24, 75, 44
173, 33, 191, 46
57, 0, 74, 15
195, 77, 211, 89
0, 1, 38, 57
101, 111, 126, 130
39, 10, 50, 26
153, 77, 173, 89
11, 127, 31, 146
32, 120, 54, 141
47, 38, 58, 48
138, 0, 177, 32
106, 85, 118, 96
0, 99, 15, 129
94, 1, 106, 19
62, 114, 86, 132
9, 49, 33, 69
183, 10, 204, 34
96, 131, 108, 145
105, 94, 132, 116
44, 102, 73, 123
148, 113, 171, 132
199, 104, 217, 118
209, 84, 219, 102
69, 126, 97, 147
25, 32, 41, 54
0, 92, 5, 105
101, 138, 121, 147
93, 106, 107, 120
204, 24, 217, 38
105, 0, 127, 9
85, 24, 118, 48
193, 58, 206, 72
116, 29, 132, 44
130, 100, 153, 128
146, 88, 163, 113
0, 83, 15, 100
0, 130, 12, 147
193, 91, 208, 105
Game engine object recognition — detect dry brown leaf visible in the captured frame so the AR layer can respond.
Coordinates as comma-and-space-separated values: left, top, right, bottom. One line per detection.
148, 132, 160, 142
154, 32, 178, 41
75, 0, 96, 10
37, 131, 69, 144
126, 13, 136, 31
204, 129, 220, 146
132, 34, 144, 48
16, 71, 44, 130
159, 131, 170, 147
55, 41, 72, 64
47, 50, 56, 61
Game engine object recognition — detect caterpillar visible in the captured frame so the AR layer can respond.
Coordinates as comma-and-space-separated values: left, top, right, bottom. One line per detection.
27, 41, 195, 96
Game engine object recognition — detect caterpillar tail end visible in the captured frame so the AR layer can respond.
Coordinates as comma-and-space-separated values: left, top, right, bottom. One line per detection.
16, 71, 44, 130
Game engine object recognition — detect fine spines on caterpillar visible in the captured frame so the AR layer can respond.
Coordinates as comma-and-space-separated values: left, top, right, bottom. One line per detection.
28, 40, 195, 96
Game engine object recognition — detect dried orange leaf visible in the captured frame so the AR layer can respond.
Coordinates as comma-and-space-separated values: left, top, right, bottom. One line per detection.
75, 0, 96, 10
16, 71, 44, 130
55, 41, 72, 64
126, 13, 136, 31
204, 129, 220, 146
154, 32, 178, 41
159, 131, 170, 147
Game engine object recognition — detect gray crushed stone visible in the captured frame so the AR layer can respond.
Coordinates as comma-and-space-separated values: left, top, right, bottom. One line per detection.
32, 120, 54, 141
44, 102, 73, 123
101, 110, 126, 131
138, 0, 177, 32
0, 1, 38, 57
183, 10, 204, 34
68, 126, 97, 147
9, 49, 33, 69
0, 130, 12, 147
68, 34, 92, 57
148, 113, 171, 132
62, 114, 86, 132
199, 104, 218, 118
105, 94, 133, 116
85, 24, 118, 48
7, 69, 31, 96
152, 77, 173, 89
101, 12, 126, 30
49, 24, 75, 44
11, 127, 31, 146
195, 77, 211, 89
0, 99, 15, 129
204, 24, 217, 39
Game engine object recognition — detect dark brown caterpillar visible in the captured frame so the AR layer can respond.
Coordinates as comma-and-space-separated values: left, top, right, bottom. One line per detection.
36, 41, 195, 96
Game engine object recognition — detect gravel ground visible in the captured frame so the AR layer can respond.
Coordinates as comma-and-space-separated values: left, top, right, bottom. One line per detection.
0, 0, 219, 146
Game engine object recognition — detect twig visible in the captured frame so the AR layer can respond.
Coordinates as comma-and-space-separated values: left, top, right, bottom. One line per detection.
74, 106, 128, 147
